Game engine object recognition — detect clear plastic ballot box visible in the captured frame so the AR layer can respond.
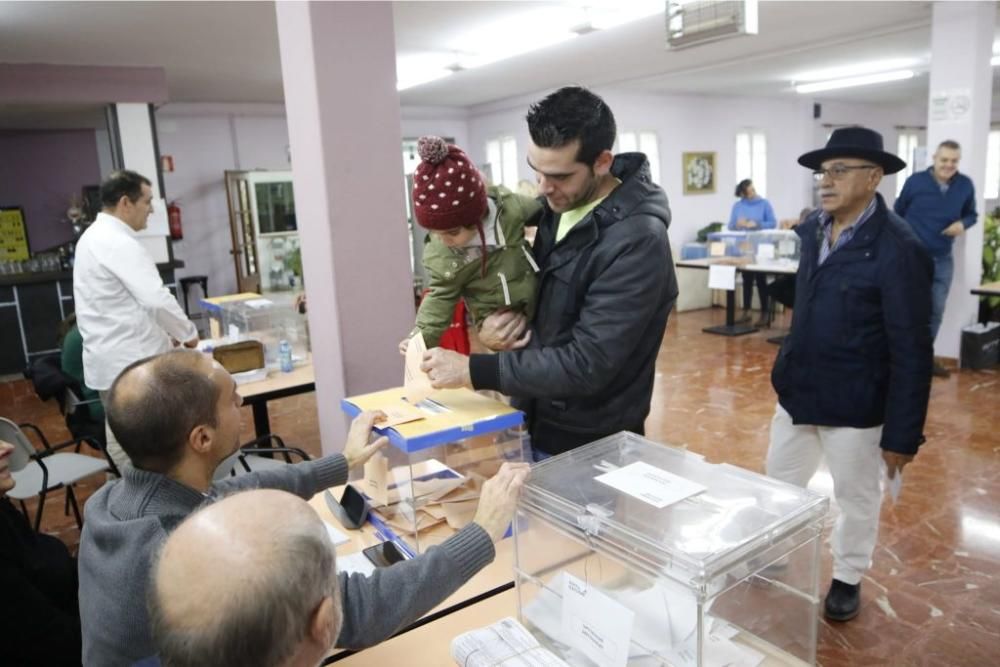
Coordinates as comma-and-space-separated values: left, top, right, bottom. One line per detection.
341, 388, 526, 555
199, 293, 309, 369
513, 432, 829, 666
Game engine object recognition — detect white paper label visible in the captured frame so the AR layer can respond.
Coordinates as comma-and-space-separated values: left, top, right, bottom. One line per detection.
561, 574, 634, 667
757, 243, 775, 260
595, 462, 706, 509
778, 240, 796, 256
708, 264, 737, 291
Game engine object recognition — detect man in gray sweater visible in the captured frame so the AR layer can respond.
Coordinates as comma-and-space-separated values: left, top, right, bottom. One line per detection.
78, 349, 528, 666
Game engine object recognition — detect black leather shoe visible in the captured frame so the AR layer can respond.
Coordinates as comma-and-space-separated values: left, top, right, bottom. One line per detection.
735, 310, 752, 324
824, 579, 861, 621
932, 362, 951, 379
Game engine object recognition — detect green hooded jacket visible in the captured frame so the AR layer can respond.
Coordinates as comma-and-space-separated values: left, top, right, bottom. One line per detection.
415, 185, 542, 347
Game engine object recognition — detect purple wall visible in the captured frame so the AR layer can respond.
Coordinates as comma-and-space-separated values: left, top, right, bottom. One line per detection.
0, 129, 103, 253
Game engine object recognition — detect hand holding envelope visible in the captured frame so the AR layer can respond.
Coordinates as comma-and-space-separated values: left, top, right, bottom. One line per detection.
881, 450, 913, 504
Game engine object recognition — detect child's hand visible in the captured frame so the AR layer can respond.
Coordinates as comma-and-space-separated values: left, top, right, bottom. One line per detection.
398, 337, 410, 356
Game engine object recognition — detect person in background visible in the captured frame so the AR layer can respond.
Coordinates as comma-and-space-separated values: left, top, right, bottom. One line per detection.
768, 126, 932, 623
421, 86, 677, 460
894, 140, 978, 379
58, 313, 105, 424
400, 136, 542, 352
74, 170, 199, 471
729, 178, 777, 326
0, 440, 82, 666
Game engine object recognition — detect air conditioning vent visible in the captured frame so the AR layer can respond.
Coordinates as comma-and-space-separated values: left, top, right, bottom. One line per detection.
666, 0, 758, 50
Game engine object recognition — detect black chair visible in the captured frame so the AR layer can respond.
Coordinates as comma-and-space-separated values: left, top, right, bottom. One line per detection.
24, 355, 119, 477
213, 433, 312, 479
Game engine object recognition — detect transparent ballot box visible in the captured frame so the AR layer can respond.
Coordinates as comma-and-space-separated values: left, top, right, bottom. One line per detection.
513, 432, 828, 666
341, 388, 526, 555
747, 230, 801, 264
199, 293, 309, 369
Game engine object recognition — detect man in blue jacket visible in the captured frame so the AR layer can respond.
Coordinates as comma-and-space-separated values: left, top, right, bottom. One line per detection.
894, 140, 978, 378
768, 127, 933, 622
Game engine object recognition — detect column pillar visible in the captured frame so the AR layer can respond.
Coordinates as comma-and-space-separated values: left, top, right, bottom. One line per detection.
275, 2, 414, 454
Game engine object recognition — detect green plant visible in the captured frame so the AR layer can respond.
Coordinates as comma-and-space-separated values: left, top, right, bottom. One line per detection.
286, 246, 302, 280
983, 207, 1000, 316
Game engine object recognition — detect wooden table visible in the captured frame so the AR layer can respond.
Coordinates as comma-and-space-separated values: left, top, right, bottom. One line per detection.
238, 360, 315, 437
309, 490, 517, 664
676, 258, 798, 337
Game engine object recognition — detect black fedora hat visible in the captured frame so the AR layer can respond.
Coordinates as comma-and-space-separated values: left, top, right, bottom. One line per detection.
798, 126, 906, 175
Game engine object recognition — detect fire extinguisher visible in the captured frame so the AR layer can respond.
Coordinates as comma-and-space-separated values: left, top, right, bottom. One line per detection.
167, 201, 183, 240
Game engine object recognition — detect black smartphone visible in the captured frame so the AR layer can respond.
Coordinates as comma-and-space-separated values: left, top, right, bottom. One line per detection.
323, 486, 369, 530
362, 541, 407, 568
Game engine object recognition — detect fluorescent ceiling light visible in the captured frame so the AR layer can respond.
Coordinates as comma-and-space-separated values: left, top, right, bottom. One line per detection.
792, 58, 922, 83
795, 69, 914, 94
992, 54, 1000, 67
396, 53, 454, 91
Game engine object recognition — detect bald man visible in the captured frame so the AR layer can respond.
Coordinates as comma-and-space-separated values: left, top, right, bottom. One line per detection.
78, 349, 526, 666
150, 467, 527, 667
150, 490, 342, 667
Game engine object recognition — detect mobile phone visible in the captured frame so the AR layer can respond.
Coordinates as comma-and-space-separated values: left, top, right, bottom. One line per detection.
362, 541, 407, 568
324, 486, 369, 530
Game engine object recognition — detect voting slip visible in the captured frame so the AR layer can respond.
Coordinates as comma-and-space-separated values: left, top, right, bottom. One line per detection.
450, 617, 569, 666
595, 461, 706, 509
404, 331, 435, 404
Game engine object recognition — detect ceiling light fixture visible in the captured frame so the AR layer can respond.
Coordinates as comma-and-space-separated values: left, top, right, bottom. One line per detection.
992, 54, 1000, 67
791, 58, 922, 83
795, 69, 915, 94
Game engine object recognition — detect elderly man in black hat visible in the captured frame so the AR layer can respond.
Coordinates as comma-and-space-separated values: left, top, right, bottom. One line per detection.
767, 127, 933, 622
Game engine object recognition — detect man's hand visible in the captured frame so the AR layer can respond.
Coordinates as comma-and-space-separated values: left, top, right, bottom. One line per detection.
882, 451, 914, 479
942, 221, 965, 237
342, 411, 389, 470
420, 348, 472, 389
478, 310, 530, 351
183, 336, 199, 349
472, 462, 531, 542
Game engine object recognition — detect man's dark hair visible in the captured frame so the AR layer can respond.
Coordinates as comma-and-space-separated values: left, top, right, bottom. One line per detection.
106, 350, 220, 473
100, 170, 151, 208
735, 179, 753, 198
526, 86, 616, 166
938, 140, 961, 152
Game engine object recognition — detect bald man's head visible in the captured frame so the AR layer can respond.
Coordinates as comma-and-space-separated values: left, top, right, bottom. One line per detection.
150, 490, 341, 667
106, 349, 221, 473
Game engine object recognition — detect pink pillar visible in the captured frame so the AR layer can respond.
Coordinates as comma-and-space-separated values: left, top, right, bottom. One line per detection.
275, 2, 414, 455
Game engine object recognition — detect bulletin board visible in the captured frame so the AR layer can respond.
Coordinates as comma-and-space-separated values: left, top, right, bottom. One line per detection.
0, 207, 30, 261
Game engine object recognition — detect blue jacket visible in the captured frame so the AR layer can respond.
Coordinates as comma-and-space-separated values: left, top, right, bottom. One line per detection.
728, 197, 776, 230
893, 168, 977, 257
771, 194, 933, 455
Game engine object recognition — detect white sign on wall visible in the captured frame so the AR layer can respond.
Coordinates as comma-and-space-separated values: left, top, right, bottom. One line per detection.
929, 89, 972, 123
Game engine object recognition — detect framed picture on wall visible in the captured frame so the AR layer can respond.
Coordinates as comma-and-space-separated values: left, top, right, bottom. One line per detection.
682, 152, 716, 195
0, 206, 30, 261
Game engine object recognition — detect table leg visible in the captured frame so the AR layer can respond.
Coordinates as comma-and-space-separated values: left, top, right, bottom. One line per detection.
703, 288, 758, 336
252, 402, 271, 438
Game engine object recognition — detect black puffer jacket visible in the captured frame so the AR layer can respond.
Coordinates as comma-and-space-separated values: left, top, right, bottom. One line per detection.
469, 153, 678, 454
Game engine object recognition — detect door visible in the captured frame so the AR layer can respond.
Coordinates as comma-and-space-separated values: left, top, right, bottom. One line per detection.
224, 170, 261, 294
246, 172, 300, 295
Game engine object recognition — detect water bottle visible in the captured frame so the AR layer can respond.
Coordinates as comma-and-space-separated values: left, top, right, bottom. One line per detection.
279, 339, 293, 373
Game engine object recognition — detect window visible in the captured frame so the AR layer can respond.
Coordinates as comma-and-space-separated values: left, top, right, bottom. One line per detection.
986, 130, 1000, 200
617, 131, 661, 184
896, 132, 920, 196
486, 136, 519, 190
735, 130, 767, 196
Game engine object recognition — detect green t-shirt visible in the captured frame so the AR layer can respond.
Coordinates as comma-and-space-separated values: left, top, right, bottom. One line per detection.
556, 196, 607, 243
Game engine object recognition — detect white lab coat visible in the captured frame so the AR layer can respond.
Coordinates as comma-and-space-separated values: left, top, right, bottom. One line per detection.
73, 212, 197, 390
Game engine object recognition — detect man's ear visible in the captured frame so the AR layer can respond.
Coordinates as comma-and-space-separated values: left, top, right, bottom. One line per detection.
309, 596, 339, 648
592, 149, 614, 177
187, 424, 214, 455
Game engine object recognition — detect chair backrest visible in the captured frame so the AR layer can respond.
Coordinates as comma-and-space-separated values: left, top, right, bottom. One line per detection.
0, 417, 37, 473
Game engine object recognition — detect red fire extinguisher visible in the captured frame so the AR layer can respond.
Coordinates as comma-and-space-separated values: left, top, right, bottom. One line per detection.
167, 201, 183, 240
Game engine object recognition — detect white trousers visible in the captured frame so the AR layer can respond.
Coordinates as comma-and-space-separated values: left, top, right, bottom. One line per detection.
99, 390, 131, 474
766, 403, 883, 585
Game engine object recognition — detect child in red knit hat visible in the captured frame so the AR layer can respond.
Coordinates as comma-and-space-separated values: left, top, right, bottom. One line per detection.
402, 136, 542, 351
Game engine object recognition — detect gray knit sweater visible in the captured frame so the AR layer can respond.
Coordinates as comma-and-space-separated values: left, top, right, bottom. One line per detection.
77, 457, 496, 666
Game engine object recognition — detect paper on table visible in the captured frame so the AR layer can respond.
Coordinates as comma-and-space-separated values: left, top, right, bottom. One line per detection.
757, 243, 776, 260
404, 332, 434, 404
561, 573, 635, 667
325, 522, 350, 547
450, 617, 570, 667
595, 461, 706, 509
709, 241, 726, 257
374, 402, 426, 428
336, 551, 376, 578
708, 264, 737, 291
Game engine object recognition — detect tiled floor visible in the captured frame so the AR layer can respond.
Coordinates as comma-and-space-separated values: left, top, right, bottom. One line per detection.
4, 306, 997, 666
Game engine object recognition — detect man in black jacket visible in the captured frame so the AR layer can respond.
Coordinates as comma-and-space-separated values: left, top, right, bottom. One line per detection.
422, 87, 677, 458
768, 127, 932, 623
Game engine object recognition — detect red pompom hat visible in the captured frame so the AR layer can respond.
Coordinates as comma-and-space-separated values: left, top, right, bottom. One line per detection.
412, 136, 489, 275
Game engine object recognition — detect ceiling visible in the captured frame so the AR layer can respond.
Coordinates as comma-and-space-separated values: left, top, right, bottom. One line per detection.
0, 1, 997, 113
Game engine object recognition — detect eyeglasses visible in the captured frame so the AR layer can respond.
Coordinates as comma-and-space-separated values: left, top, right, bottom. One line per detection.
812, 165, 877, 182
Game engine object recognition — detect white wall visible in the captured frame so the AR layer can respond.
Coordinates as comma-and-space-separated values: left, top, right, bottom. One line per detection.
465, 87, 924, 254
156, 103, 291, 299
